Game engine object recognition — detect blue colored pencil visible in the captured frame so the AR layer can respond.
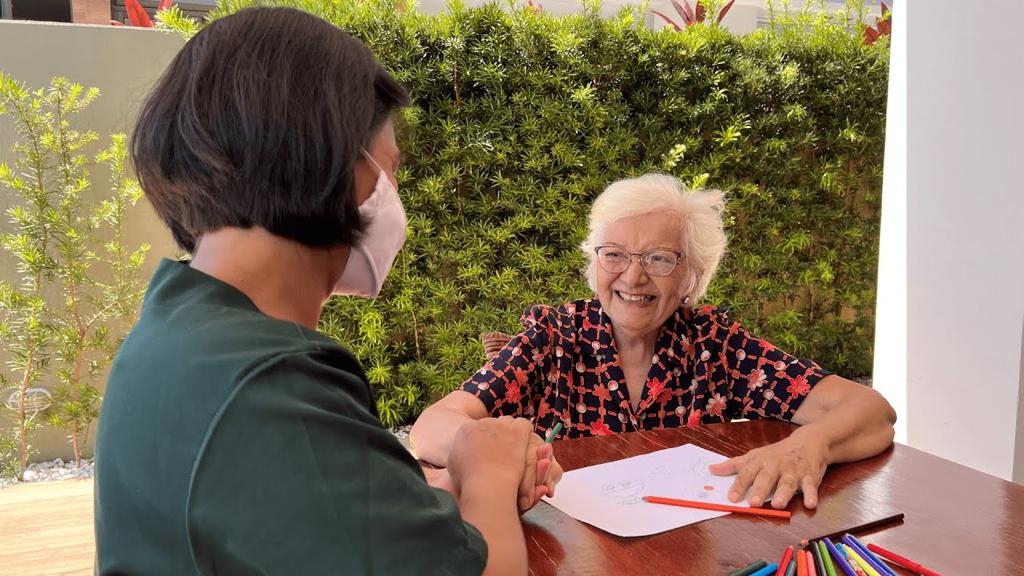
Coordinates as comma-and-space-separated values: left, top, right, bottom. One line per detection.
751, 564, 781, 576
823, 537, 858, 576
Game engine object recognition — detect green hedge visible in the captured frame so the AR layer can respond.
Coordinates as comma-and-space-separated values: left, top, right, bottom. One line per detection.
173, 0, 888, 427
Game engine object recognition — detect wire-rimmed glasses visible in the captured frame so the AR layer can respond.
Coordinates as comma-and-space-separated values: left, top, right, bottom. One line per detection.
594, 245, 684, 277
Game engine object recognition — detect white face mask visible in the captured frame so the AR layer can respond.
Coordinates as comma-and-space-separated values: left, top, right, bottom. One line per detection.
333, 152, 407, 297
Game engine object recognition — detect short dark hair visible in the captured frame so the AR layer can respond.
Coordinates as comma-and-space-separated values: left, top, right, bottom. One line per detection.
131, 7, 410, 253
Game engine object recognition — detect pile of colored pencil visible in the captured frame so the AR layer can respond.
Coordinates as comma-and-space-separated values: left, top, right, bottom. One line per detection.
727, 536, 941, 576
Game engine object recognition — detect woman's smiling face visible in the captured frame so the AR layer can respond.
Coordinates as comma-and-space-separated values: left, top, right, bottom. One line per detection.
594, 212, 692, 342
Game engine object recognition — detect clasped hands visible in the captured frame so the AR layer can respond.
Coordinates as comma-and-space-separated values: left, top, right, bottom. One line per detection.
423, 416, 563, 512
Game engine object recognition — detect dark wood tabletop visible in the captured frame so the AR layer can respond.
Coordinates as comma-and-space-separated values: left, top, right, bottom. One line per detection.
523, 419, 1024, 575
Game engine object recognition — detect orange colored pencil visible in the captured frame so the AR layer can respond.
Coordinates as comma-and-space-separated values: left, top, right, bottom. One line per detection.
796, 548, 808, 576
641, 495, 792, 519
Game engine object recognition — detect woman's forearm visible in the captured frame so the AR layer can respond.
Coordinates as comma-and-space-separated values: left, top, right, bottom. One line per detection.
410, 391, 490, 467
792, 378, 896, 465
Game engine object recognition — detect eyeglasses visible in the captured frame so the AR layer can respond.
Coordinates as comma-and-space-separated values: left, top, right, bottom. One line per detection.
594, 245, 684, 277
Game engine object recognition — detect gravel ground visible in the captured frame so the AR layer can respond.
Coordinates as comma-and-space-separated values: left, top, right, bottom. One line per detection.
0, 458, 94, 489
0, 426, 416, 489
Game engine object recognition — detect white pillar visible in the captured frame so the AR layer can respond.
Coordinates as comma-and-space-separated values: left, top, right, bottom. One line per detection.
872, 0, 907, 444
879, 0, 1024, 481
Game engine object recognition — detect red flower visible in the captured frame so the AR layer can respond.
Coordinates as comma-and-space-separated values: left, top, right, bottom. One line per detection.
590, 420, 614, 436
593, 385, 613, 402
687, 409, 703, 427
512, 367, 531, 386
505, 386, 522, 405
786, 375, 811, 397
646, 377, 666, 400
706, 393, 727, 417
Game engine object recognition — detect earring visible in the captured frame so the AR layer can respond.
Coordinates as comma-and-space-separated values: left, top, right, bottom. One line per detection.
682, 296, 690, 306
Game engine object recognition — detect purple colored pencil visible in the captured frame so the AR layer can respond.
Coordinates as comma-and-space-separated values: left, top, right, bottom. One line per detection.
823, 537, 857, 576
842, 534, 897, 576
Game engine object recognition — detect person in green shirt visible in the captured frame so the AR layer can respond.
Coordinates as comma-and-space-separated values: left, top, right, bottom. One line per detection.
94, 7, 555, 575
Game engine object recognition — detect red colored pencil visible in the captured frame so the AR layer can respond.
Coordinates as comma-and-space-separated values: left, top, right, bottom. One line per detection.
776, 546, 795, 576
805, 550, 817, 576
866, 543, 942, 576
642, 495, 792, 519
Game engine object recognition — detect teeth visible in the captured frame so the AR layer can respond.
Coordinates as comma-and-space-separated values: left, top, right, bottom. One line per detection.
617, 291, 654, 303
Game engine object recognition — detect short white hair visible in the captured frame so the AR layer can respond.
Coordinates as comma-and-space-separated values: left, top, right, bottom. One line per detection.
580, 173, 727, 303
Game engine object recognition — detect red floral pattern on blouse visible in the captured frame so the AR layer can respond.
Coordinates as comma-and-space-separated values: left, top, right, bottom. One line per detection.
461, 299, 830, 440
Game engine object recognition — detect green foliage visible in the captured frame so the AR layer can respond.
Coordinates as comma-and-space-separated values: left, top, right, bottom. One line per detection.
155, 5, 203, 36
0, 434, 16, 479
162, 0, 888, 427
0, 74, 149, 474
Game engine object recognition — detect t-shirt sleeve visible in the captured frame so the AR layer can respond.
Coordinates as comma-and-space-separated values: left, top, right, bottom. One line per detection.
716, 315, 831, 421
186, 355, 487, 575
459, 305, 556, 418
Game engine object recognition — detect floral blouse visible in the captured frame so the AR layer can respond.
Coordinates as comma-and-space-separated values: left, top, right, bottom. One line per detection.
461, 299, 830, 440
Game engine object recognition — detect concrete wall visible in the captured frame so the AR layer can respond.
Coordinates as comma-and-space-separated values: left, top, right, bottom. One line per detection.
0, 21, 183, 461
875, 0, 1024, 482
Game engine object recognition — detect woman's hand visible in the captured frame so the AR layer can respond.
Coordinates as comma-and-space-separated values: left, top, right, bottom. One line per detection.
711, 376, 897, 510
708, 430, 829, 509
422, 465, 459, 498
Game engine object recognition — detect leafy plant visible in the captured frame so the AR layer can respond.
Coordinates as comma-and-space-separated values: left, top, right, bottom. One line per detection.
0, 435, 16, 479
653, 0, 736, 31
0, 74, 149, 474
162, 0, 888, 428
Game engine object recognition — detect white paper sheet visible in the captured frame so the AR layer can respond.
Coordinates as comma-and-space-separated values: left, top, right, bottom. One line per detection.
540, 443, 749, 537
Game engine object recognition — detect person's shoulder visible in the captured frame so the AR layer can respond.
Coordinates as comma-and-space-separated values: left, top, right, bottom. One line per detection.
686, 303, 736, 331
235, 345, 373, 417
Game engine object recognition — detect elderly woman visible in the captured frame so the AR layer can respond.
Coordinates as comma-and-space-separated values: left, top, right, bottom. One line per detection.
94, 8, 551, 575
411, 173, 896, 511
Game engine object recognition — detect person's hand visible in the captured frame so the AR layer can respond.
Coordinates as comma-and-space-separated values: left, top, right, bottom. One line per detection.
707, 431, 829, 509
516, 434, 564, 512
447, 416, 534, 498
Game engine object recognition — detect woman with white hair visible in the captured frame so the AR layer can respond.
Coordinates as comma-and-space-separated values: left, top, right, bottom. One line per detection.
411, 173, 896, 512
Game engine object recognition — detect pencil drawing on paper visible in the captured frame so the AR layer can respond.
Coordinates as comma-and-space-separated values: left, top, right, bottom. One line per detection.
600, 480, 647, 505
542, 444, 738, 537
600, 453, 722, 505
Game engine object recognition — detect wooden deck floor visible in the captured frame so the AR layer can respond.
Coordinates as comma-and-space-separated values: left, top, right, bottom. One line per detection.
0, 479, 94, 576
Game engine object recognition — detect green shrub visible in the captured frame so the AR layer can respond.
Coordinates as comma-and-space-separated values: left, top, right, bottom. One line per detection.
0, 75, 149, 475
166, 0, 887, 427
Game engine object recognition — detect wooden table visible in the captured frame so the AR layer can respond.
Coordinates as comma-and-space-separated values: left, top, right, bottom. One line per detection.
523, 420, 1024, 575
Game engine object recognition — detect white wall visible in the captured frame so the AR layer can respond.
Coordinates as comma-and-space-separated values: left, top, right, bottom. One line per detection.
876, 0, 1024, 481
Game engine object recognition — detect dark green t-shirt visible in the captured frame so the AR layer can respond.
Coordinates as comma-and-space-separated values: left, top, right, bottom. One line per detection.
95, 259, 486, 575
